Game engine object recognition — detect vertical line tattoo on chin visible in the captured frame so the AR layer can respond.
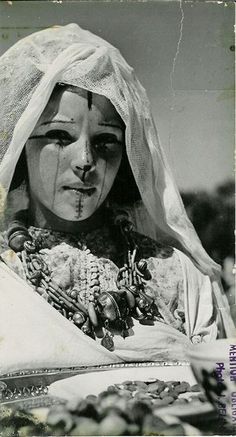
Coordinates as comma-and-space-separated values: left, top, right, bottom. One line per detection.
74, 160, 107, 220
75, 190, 84, 220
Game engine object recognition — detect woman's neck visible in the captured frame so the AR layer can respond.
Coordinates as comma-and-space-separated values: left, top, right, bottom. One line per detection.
28, 198, 108, 236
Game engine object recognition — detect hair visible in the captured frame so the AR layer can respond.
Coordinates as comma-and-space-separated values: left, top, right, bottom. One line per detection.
109, 150, 140, 205
9, 84, 141, 206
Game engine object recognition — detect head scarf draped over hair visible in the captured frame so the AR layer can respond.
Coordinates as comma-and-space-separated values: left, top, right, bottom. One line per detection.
0, 23, 220, 279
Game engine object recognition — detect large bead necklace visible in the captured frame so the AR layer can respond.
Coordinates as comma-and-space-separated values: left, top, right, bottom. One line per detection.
6, 212, 182, 351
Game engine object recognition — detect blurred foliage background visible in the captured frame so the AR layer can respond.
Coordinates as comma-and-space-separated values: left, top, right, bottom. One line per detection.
181, 179, 235, 322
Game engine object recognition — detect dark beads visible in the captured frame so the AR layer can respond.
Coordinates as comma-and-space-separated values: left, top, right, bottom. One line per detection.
98, 293, 118, 322
81, 318, 93, 336
70, 290, 78, 299
6, 220, 28, 238
8, 230, 30, 252
73, 311, 86, 327
128, 285, 139, 295
125, 289, 136, 309
88, 302, 98, 327
29, 270, 42, 286
137, 259, 147, 273
136, 260, 152, 280
24, 240, 36, 254
137, 297, 146, 309
7, 219, 31, 252
135, 307, 145, 320
31, 257, 44, 271
143, 269, 152, 281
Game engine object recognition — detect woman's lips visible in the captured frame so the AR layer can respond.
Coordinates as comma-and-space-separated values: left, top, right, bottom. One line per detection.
63, 186, 96, 197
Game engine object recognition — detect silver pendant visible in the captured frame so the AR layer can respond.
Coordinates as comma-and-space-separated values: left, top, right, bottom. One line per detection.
101, 332, 114, 351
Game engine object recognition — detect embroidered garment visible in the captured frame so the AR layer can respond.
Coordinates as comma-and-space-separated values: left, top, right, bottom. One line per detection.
1, 223, 219, 363
0, 225, 185, 332
0, 232, 218, 371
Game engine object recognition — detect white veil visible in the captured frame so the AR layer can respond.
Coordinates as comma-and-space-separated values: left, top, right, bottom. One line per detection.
0, 23, 222, 279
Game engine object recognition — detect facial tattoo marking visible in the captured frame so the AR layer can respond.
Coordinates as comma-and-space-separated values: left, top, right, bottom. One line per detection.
51, 145, 62, 212
95, 160, 107, 212
77, 139, 91, 218
87, 91, 93, 111
75, 190, 84, 220
81, 140, 91, 183
26, 89, 123, 226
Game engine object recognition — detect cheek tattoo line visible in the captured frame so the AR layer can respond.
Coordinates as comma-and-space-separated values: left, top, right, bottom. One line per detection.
52, 145, 61, 211
87, 91, 92, 111
95, 160, 107, 211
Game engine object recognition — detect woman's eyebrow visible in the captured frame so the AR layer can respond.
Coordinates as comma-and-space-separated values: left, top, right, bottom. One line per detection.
40, 120, 75, 126
98, 122, 123, 130
39, 120, 123, 130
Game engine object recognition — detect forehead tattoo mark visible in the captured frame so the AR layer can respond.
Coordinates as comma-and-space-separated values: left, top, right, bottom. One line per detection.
87, 91, 92, 111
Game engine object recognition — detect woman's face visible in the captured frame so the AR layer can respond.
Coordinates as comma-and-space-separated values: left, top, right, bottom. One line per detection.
25, 87, 124, 222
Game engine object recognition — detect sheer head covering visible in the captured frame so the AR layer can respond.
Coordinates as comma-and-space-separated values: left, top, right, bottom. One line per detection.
0, 23, 220, 278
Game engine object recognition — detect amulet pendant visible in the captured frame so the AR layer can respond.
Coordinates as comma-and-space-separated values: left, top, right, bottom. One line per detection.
101, 332, 114, 351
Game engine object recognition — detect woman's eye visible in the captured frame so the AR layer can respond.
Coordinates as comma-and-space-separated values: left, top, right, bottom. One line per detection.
45, 130, 73, 147
92, 134, 122, 157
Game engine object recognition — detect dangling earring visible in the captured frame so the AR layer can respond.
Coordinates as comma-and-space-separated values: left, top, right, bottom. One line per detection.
6, 209, 30, 252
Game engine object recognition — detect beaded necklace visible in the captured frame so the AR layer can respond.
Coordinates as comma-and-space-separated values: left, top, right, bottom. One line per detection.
6, 211, 179, 351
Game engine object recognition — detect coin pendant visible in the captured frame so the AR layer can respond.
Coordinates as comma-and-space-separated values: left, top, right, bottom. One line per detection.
101, 332, 114, 351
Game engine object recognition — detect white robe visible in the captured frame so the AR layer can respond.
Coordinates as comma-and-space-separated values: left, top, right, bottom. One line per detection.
0, 248, 233, 376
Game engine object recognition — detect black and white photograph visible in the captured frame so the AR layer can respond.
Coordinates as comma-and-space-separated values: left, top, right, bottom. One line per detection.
0, 1, 235, 435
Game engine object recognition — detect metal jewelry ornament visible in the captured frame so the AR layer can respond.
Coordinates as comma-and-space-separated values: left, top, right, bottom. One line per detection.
101, 330, 114, 351
6, 211, 182, 351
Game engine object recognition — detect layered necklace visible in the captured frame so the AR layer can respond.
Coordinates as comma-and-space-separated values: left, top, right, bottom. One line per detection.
6, 210, 182, 351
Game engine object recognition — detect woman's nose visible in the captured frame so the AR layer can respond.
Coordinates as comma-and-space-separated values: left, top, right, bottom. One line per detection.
70, 136, 95, 177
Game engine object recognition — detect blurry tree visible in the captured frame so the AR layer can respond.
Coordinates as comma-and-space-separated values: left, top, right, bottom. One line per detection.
181, 179, 234, 265
181, 179, 235, 320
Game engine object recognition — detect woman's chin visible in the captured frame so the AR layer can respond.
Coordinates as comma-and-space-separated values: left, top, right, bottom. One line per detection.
53, 208, 95, 222
52, 197, 102, 223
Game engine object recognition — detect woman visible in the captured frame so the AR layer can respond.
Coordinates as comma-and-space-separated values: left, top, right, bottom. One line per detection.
0, 24, 234, 375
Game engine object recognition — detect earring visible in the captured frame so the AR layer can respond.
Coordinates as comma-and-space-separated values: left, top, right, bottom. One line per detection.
6, 209, 29, 252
